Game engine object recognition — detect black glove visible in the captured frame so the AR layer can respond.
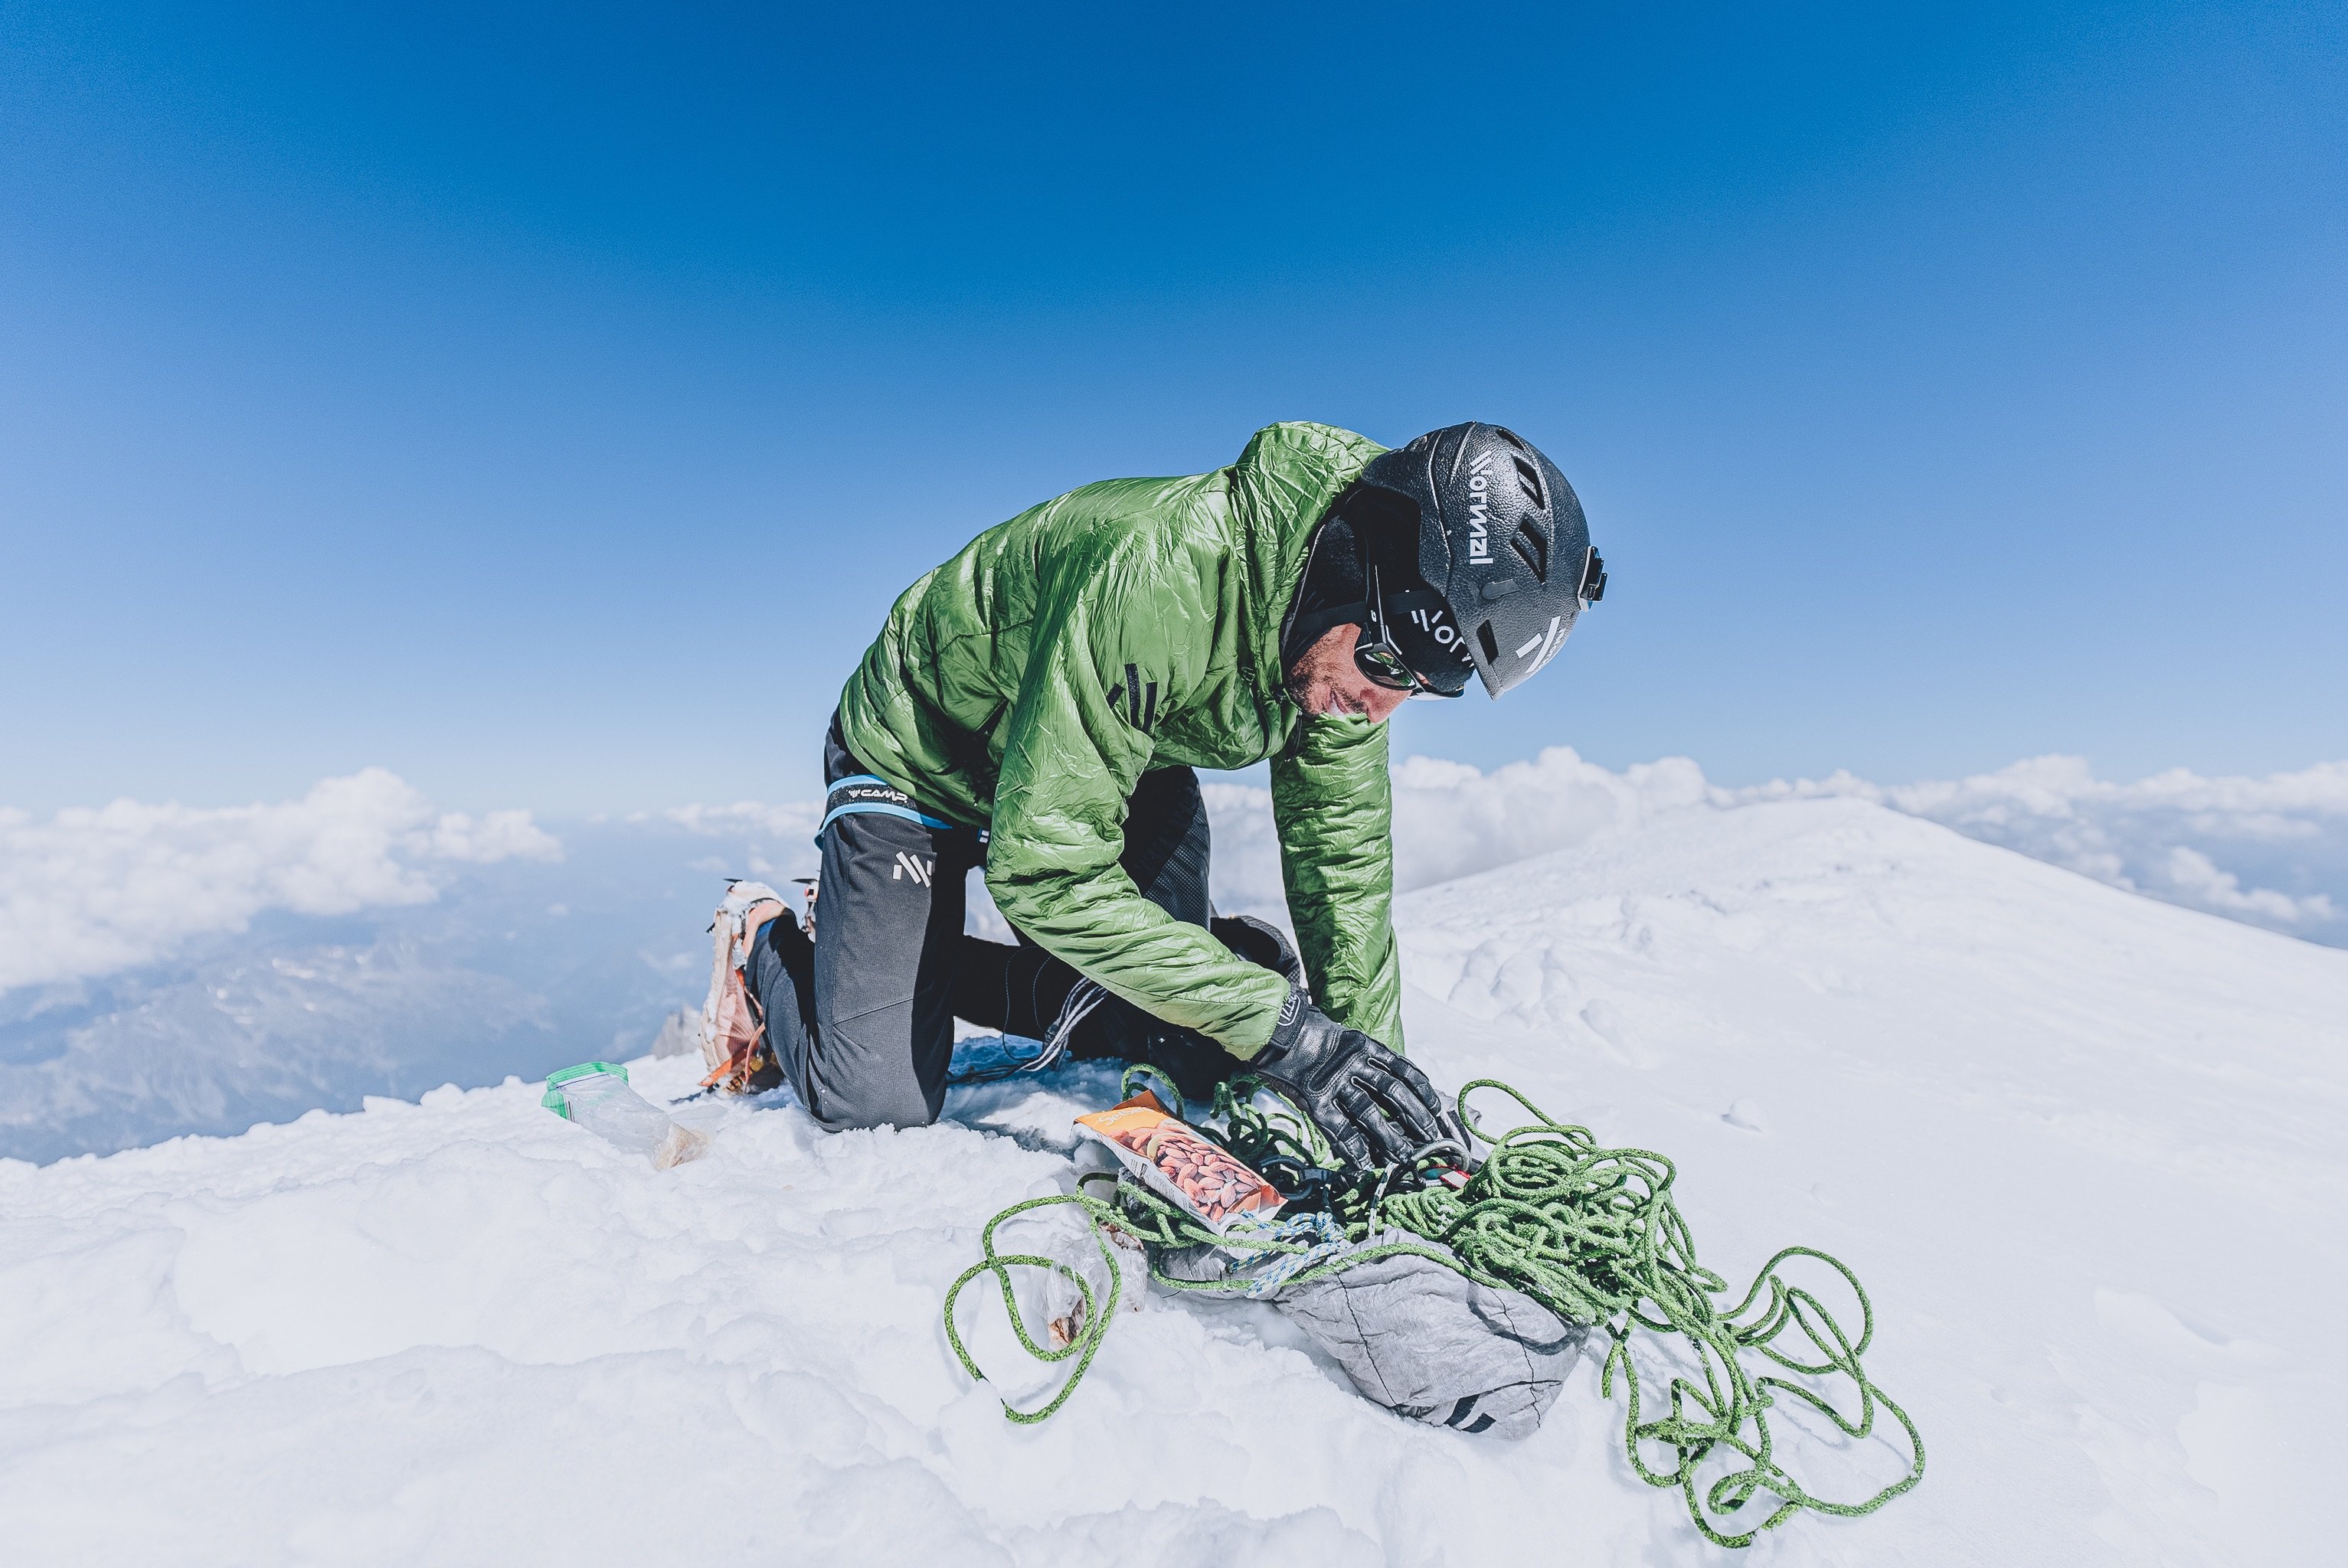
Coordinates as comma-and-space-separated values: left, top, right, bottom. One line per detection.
1250, 985, 1460, 1171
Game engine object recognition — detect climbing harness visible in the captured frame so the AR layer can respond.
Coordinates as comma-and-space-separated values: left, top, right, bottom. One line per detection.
943, 1076, 1925, 1549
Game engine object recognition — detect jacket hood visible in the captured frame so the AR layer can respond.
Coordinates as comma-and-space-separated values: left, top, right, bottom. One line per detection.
1225, 422, 1387, 710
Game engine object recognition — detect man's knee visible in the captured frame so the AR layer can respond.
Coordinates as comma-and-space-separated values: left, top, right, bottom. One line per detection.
807, 1083, 945, 1133
803, 1004, 949, 1132
812, 1098, 943, 1133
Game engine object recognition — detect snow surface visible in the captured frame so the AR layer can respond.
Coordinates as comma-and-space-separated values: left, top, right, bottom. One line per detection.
5, 795, 2341, 1564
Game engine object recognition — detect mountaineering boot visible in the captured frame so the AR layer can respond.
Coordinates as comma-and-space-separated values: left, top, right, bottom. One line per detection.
699, 879, 791, 1093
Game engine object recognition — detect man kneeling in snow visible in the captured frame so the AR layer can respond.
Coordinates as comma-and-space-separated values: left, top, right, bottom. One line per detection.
731, 421, 1604, 1170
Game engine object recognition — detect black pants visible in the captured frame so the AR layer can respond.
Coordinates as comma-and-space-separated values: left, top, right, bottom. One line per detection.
747, 714, 1248, 1130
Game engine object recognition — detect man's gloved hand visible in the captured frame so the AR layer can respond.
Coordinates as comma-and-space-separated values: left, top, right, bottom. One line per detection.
1250, 985, 1460, 1171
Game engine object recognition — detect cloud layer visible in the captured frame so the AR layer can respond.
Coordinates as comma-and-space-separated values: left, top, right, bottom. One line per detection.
0, 769, 561, 991
8, 752, 2340, 1004
665, 749, 2348, 949
1196, 751, 1716, 925
1732, 754, 2348, 939
2, 751, 2340, 1161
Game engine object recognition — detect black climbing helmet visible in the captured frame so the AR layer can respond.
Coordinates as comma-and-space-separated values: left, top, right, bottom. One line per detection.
1342, 423, 1605, 699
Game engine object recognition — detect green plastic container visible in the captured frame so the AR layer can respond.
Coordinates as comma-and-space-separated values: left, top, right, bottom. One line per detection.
539, 1060, 705, 1168
541, 1060, 630, 1120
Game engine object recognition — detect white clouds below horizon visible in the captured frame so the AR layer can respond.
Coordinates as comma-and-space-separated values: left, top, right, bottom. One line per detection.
5, 750, 2343, 1000
0, 769, 562, 991
2, 750, 2341, 1162
1201, 749, 2348, 947
1735, 753, 2348, 933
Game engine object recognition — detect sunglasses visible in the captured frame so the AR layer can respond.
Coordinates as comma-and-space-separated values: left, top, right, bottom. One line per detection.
1354, 567, 1466, 700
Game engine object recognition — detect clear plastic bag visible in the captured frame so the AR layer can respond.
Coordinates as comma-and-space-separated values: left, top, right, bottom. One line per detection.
1011, 1198, 1141, 1350
542, 1063, 710, 1170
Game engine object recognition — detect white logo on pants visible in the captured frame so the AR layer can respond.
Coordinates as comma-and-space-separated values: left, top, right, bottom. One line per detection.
892, 852, 934, 886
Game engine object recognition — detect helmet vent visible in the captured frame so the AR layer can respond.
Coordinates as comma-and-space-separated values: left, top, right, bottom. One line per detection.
1510, 521, 1549, 583
1511, 456, 1545, 508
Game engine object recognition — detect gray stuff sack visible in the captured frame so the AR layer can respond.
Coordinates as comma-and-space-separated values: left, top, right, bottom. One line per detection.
1268, 1236, 1589, 1439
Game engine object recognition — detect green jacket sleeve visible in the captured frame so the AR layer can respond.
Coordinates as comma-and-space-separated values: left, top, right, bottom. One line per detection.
1270, 714, 1404, 1048
983, 540, 1295, 1057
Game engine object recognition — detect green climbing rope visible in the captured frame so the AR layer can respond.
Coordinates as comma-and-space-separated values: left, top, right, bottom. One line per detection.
941, 1079, 1925, 1547
1381, 1081, 1925, 1547
940, 1191, 1128, 1424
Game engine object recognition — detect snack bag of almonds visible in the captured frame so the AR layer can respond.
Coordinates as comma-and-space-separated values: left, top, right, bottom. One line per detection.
1075, 1091, 1284, 1233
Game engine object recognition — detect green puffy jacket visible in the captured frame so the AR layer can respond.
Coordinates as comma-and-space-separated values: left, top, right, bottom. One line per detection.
836, 421, 1401, 1057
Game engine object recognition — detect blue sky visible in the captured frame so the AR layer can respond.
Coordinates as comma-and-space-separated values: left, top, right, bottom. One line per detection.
3, 1, 2341, 814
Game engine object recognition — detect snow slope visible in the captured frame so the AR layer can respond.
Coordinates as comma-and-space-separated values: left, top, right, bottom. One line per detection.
2, 796, 2341, 1565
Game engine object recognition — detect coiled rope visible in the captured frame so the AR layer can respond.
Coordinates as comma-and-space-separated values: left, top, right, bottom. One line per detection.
942, 1078, 1925, 1548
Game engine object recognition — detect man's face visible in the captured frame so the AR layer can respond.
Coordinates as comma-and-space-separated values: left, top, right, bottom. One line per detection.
1284, 622, 1412, 725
